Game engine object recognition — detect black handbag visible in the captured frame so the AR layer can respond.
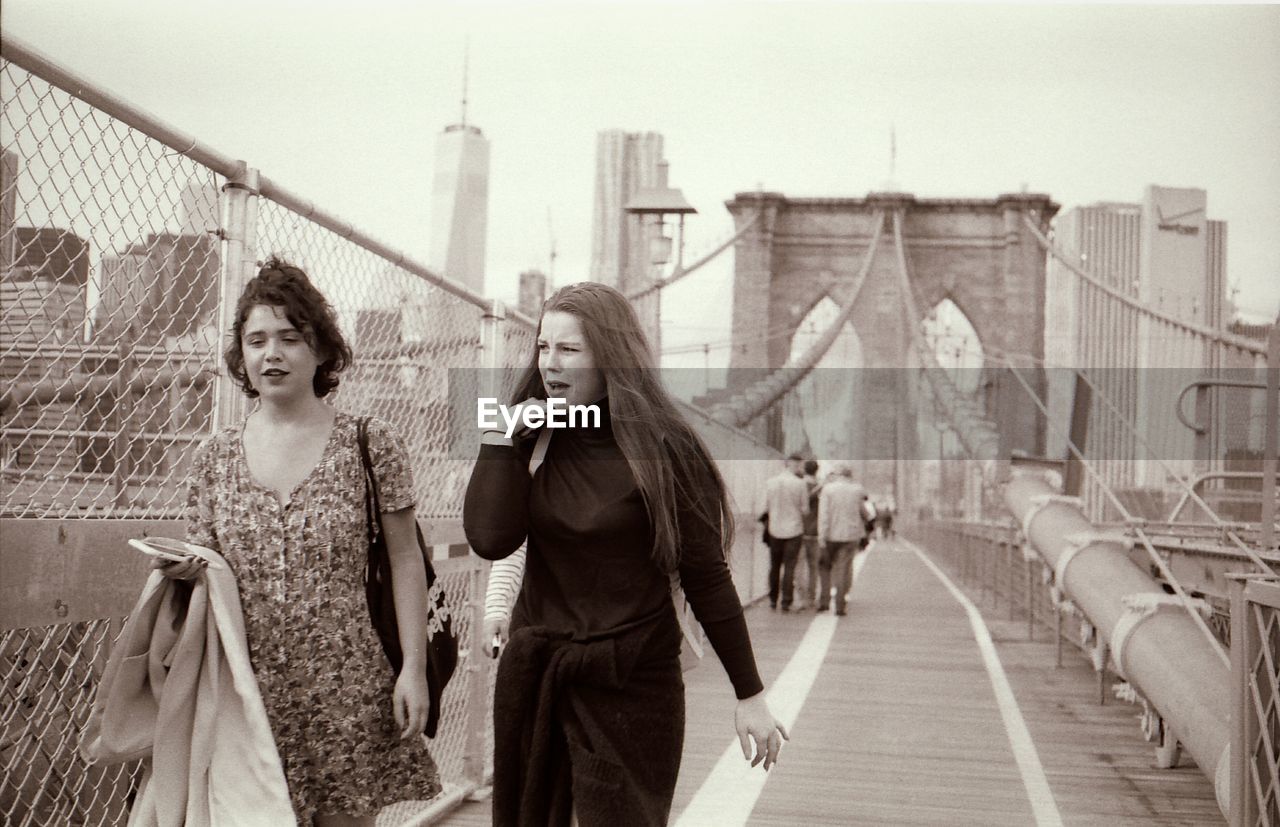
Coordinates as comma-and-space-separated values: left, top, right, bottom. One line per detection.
356, 417, 459, 738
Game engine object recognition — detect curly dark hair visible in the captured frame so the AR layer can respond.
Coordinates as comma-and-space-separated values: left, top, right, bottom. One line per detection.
224, 257, 352, 398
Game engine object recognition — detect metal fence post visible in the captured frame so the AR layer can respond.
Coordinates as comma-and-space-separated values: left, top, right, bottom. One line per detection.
213, 163, 259, 432
1227, 572, 1250, 827
1006, 539, 1015, 620
478, 299, 507, 400
1260, 321, 1279, 552
110, 326, 137, 507
1054, 597, 1063, 668
460, 299, 508, 788
1025, 551, 1034, 641
461, 561, 490, 787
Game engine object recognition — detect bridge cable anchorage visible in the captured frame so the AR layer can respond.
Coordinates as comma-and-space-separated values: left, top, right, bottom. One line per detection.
625, 210, 762, 303
1109, 592, 1213, 682
999, 361, 1234, 665
1023, 215, 1266, 357
889, 210, 999, 460
981, 340, 1278, 577
705, 210, 886, 428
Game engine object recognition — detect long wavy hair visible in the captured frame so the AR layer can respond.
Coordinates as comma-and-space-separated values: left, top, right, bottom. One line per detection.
510, 282, 733, 571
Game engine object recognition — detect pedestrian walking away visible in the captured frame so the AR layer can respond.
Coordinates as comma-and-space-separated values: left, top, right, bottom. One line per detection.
797, 459, 823, 611
763, 453, 809, 611
817, 464, 870, 616
464, 281, 788, 826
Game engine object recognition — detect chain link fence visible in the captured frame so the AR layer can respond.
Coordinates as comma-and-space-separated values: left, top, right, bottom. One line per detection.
0, 33, 782, 825
0, 38, 535, 825
1, 619, 140, 826
1, 57, 222, 521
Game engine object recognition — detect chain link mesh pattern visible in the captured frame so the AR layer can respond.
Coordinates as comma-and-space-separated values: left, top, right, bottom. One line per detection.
1239, 586, 1279, 824
1, 619, 143, 826
0, 51, 520, 825
2, 59, 223, 520
1, 566, 487, 826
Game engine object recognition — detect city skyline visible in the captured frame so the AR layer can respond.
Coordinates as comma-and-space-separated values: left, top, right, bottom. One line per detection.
3, 2, 1278, 374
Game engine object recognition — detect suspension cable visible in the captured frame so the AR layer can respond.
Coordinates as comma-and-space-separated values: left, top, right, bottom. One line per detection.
980, 341, 1278, 576
707, 211, 885, 427
999, 360, 1233, 665
890, 210, 998, 459
1023, 214, 1265, 356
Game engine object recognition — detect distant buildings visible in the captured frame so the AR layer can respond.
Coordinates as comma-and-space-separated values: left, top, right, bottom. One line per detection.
589, 130, 666, 292
0, 169, 219, 512
428, 123, 490, 295
1, 150, 18, 273
1044, 185, 1234, 498
518, 269, 547, 318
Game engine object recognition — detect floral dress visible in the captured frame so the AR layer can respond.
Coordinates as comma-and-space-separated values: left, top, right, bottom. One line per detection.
185, 411, 441, 822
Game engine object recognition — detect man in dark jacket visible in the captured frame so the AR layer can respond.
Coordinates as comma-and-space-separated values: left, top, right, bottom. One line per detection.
797, 460, 823, 610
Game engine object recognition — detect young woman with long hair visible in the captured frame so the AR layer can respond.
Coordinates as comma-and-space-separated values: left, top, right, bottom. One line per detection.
464, 281, 786, 826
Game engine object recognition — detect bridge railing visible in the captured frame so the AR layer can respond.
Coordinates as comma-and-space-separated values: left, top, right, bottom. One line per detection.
911, 517, 1280, 825
907, 519, 1130, 663
1227, 572, 1280, 826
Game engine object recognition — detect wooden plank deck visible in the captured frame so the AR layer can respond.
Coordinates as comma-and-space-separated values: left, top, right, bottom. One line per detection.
431, 538, 1222, 825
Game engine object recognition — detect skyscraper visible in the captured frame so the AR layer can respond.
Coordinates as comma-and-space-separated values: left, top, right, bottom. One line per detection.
1, 150, 17, 274
428, 122, 490, 296
11, 227, 90, 287
178, 178, 220, 237
91, 231, 219, 345
1044, 185, 1229, 494
518, 269, 547, 318
589, 130, 665, 291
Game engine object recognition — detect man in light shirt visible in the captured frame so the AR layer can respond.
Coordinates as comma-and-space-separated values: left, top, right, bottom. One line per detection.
817, 464, 869, 616
763, 453, 808, 611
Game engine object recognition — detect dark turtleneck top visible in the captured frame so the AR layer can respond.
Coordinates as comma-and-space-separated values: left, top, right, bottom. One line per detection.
464, 400, 764, 699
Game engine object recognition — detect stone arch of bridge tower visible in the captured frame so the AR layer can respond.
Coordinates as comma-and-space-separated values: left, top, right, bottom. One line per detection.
789, 293, 866, 463
911, 280, 997, 372
724, 190, 1059, 460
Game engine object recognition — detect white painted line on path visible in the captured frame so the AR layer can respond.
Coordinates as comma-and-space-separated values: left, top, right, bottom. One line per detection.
674, 549, 869, 826
905, 540, 1064, 827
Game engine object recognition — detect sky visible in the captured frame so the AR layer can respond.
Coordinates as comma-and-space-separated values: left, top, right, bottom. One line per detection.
4, 1, 1279, 371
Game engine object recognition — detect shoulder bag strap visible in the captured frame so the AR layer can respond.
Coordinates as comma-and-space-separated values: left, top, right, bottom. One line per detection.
356, 416, 382, 540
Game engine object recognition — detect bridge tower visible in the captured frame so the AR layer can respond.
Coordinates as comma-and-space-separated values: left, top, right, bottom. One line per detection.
725, 191, 1059, 498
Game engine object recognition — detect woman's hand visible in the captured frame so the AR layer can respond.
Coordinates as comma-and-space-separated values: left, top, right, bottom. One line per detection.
150, 554, 206, 581
481, 397, 548, 443
735, 692, 789, 770
482, 616, 510, 659
393, 668, 431, 740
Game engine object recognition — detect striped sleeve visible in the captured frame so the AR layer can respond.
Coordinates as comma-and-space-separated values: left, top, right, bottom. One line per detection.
483, 544, 526, 622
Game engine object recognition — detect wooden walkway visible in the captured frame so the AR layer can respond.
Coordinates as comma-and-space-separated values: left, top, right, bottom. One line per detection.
432, 539, 1221, 825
